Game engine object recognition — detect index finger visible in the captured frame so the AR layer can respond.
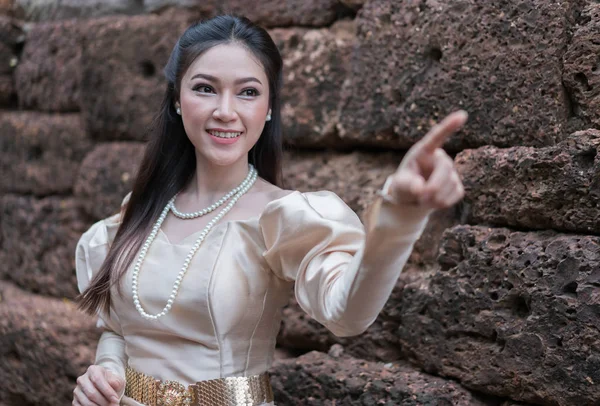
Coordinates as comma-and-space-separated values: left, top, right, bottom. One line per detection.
414, 110, 468, 154
88, 368, 119, 403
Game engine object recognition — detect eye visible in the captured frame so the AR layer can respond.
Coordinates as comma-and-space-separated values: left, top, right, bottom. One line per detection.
240, 88, 259, 97
193, 84, 214, 94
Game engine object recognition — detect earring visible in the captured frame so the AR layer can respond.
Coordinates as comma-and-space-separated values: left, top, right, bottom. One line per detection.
175, 103, 181, 115
176, 107, 181, 115
266, 109, 272, 122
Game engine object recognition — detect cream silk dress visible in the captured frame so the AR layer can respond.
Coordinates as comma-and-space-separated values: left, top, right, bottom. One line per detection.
75, 190, 432, 405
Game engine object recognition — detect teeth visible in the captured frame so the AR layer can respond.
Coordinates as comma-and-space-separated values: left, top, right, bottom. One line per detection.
208, 130, 242, 138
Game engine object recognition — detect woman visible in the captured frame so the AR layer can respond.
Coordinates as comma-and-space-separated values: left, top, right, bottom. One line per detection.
73, 15, 466, 406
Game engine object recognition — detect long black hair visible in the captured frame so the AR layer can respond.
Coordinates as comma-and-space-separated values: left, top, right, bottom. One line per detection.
78, 15, 284, 315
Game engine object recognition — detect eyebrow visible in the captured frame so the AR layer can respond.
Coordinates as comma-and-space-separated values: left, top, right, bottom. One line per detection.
190, 73, 263, 86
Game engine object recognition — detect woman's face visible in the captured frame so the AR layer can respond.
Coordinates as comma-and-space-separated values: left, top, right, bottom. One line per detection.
178, 43, 270, 168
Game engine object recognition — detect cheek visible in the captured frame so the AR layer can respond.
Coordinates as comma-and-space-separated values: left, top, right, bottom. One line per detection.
180, 94, 202, 112
242, 104, 269, 125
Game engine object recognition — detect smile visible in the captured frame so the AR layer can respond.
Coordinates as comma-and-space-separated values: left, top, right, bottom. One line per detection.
207, 130, 242, 139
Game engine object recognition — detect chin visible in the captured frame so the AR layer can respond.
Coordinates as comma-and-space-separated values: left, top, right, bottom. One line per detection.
203, 154, 247, 168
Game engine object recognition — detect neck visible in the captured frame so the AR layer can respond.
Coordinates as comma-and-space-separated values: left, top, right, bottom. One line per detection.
189, 155, 251, 203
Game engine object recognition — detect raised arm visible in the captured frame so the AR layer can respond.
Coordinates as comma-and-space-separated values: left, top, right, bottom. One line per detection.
261, 111, 468, 337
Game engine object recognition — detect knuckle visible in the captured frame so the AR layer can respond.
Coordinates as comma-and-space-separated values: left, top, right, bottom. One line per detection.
80, 383, 90, 397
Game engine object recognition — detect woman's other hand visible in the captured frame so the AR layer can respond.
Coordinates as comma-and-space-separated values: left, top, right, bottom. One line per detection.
386, 110, 468, 209
73, 365, 124, 406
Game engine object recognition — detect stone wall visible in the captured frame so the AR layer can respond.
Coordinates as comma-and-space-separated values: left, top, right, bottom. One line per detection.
1, 0, 599, 405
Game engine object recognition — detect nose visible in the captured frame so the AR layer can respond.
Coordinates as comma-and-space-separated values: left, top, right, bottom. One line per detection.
212, 92, 237, 122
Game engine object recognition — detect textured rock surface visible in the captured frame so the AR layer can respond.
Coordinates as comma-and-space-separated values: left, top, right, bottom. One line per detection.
0, 15, 22, 107
283, 149, 398, 215
0, 73, 16, 106
338, 0, 573, 151
15, 19, 82, 111
271, 21, 355, 147
12, 0, 355, 27
13, 0, 144, 21
0, 15, 22, 75
219, 0, 353, 28
563, 3, 600, 129
0, 112, 90, 195
80, 12, 192, 141
397, 225, 600, 405
270, 348, 489, 405
0, 0, 16, 16
456, 129, 600, 234
339, 0, 366, 11
143, 0, 198, 14
0, 195, 87, 298
0, 282, 98, 406
74, 142, 144, 220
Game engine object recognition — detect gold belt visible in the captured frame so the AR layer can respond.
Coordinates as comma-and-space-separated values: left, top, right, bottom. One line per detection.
125, 366, 274, 406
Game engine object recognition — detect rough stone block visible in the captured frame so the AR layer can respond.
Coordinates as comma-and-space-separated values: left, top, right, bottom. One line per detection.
0, 74, 16, 106
398, 224, 600, 405
218, 0, 351, 28
0, 15, 22, 75
456, 129, 600, 234
147, 0, 355, 28
0, 195, 88, 298
80, 13, 192, 141
15, 19, 81, 111
74, 142, 144, 220
271, 21, 355, 147
338, 0, 574, 151
563, 4, 600, 129
0, 112, 90, 195
0, 282, 98, 406
271, 349, 488, 405
14, 0, 143, 21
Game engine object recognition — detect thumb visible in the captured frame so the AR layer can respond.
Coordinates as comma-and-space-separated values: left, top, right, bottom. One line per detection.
388, 171, 426, 204
105, 369, 125, 392
408, 174, 425, 196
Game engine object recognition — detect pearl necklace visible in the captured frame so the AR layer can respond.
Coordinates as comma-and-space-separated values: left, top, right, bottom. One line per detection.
170, 166, 256, 219
132, 165, 257, 320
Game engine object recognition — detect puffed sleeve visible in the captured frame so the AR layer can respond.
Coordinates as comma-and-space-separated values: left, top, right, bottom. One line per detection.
76, 209, 128, 394
260, 190, 432, 337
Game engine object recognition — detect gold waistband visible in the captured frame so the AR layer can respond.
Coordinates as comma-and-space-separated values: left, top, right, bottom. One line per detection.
125, 366, 274, 406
